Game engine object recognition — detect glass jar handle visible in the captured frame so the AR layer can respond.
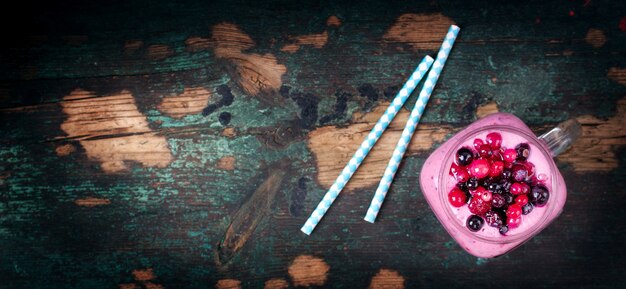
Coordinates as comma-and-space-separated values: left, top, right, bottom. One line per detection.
538, 119, 582, 157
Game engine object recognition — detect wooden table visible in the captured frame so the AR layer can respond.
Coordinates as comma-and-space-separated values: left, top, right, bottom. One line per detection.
1, 0, 625, 288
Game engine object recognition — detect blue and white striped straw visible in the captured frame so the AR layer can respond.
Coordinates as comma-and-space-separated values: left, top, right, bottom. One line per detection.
364, 25, 461, 223
300, 55, 435, 235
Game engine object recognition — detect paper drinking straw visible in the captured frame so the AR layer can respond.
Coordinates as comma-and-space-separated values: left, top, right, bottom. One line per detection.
364, 25, 461, 223
300, 55, 435, 235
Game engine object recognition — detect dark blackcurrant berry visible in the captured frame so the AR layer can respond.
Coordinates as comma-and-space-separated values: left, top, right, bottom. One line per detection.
466, 177, 479, 190
530, 185, 550, 207
499, 179, 512, 193
485, 211, 503, 227
515, 143, 530, 161
456, 181, 468, 192
466, 215, 485, 232
456, 147, 474, 166
502, 192, 514, 204
487, 182, 501, 192
501, 169, 512, 180
491, 194, 506, 208
499, 225, 509, 235
522, 202, 534, 215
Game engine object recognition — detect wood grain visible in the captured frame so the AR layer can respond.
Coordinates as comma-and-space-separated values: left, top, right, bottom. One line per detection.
157, 87, 212, 119
309, 102, 455, 191
559, 97, 626, 172
383, 13, 456, 50
212, 23, 286, 96
59, 89, 173, 172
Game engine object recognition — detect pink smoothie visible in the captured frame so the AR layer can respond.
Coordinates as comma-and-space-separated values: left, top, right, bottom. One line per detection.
420, 113, 567, 258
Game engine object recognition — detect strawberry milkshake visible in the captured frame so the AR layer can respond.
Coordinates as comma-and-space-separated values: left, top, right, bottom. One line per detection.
420, 113, 580, 258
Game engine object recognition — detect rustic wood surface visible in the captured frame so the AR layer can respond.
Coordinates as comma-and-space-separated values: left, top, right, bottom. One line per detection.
1, 0, 625, 288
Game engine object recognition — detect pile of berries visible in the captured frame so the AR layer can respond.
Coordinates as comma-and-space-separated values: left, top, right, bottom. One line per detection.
447, 132, 550, 235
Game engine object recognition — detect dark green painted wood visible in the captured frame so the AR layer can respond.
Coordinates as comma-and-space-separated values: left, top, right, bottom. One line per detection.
1, 0, 625, 288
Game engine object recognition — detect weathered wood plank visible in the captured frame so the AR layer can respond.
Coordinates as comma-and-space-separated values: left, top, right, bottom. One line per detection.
0, 0, 625, 288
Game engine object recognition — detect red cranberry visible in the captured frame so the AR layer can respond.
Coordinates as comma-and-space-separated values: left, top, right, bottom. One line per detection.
448, 187, 467, 207
506, 204, 522, 218
478, 144, 492, 158
520, 183, 530, 194
491, 149, 504, 162
489, 161, 504, 178
481, 191, 493, 202
507, 216, 522, 228
510, 183, 525, 195
473, 138, 484, 150
450, 163, 469, 182
469, 159, 491, 179
503, 148, 517, 163
468, 197, 491, 216
524, 161, 535, 177
515, 195, 529, 206
486, 132, 502, 149
471, 186, 488, 197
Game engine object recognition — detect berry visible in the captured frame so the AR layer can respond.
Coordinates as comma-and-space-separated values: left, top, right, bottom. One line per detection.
489, 161, 504, 177
499, 225, 509, 235
524, 161, 535, 178
481, 191, 493, 202
466, 177, 479, 190
456, 181, 468, 192
491, 194, 506, 208
511, 164, 529, 182
506, 204, 522, 218
510, 183, 526, 195
487, 182, 501, 192
486, 132, 502, 149
530, 185, 550, 207
473, 138, 484, 151
520, 183, 530, 194
469, 159, 491, 179
478, 144, 492, 158
448, 187, 467, 207
501, 169, 512, 180
456, 147, 474, 166
499, 179, 512, 192
515, 143, 530, 161
491, 149, 504, 161
515, 195, 529, 206
503, 148, 517, 163
502, 193, 514, 204
468, 197, 491, 215
485, 211, 503, 227
507, 216, 522, 228
464, 191, 472, 203
450, 163, 469, 182
522, 203, 534, 215
471, 186, 488, 198
466, 215, 485, 232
